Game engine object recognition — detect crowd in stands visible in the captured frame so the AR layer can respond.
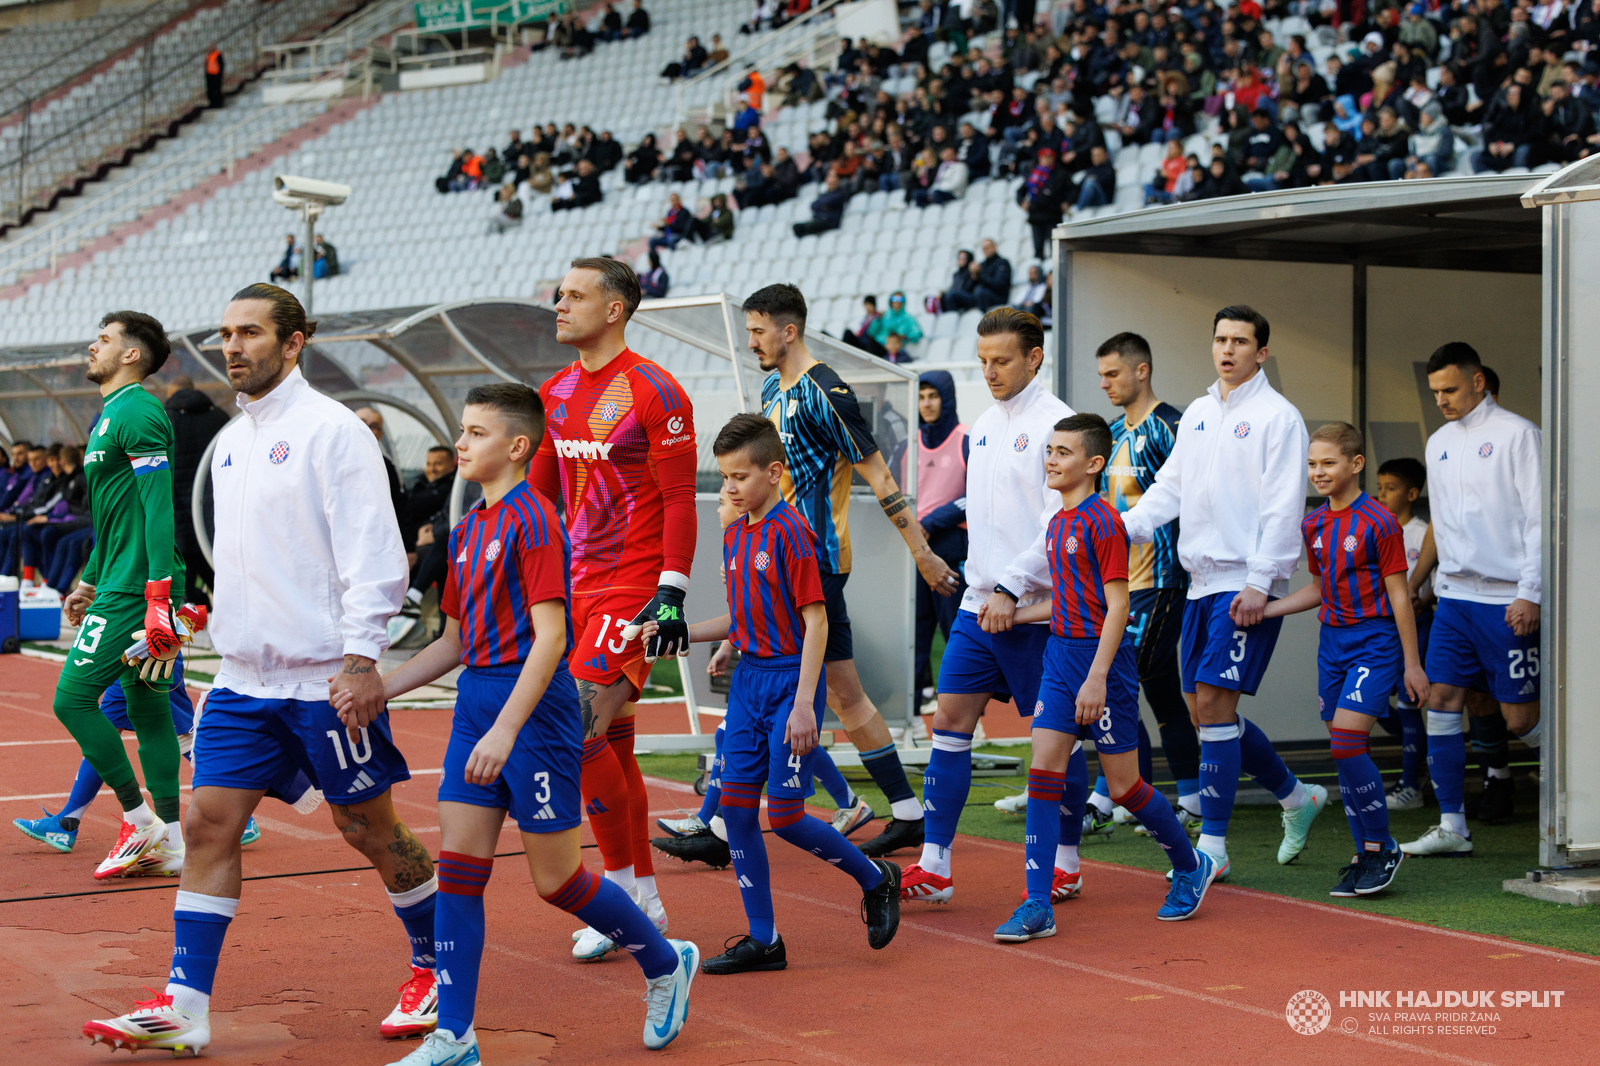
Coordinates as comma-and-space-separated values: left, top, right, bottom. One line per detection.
268, 233, 341, 282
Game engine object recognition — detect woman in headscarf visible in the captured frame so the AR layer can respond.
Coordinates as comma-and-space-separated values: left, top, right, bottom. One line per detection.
909, 371, 968, 706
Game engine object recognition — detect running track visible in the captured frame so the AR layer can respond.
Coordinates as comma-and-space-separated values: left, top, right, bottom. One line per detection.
1, 656, 1593, 1064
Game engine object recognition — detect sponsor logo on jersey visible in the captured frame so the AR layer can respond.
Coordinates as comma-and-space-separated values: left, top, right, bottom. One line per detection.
1065, 535, 1079, 555
667, 416, 684, 434
1343, 535, 1358, 552
1106, 464, 1145, 478
1234, 421, 1251, 439
550, 402, 566, 422
485, 538, 502, 562
555, 438, 615, 460
754, 551, 770, 571
84, 450, 106, 465
1313, 535, 1323, 550
661, 431, 693, 447
457, 548, 468, 563
1479, 442, 1494, 458
1013, 433, 1029, 452
269, 441, 290, 465
346, 769, 377, 794
220, 454, 232, 468
1439, 450, 1448, 461
976, 435, 987, 446
1194, 421, 1205, 431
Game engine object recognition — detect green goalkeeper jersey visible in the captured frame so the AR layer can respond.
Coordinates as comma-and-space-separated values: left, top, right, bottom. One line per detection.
80, 381, 183, 595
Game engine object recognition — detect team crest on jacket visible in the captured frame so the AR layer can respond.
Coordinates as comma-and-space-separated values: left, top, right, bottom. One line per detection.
1013, 433, 1029, 452
1479, 442, 1494, 458
1066, 535, 1079, 555
754, 551, 770, 571
1233, 422, 1250, 439
485, 538, 502, 562
269, 441, 290, 464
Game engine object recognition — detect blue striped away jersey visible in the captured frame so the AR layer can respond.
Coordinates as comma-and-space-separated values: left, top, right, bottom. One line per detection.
1103, 401, 1186, 591
442, 481, 575, 666
722, 499, 826, 657
762, 363, 878, 575
1302, 492, 1407, 627
1049, 494, 1129, 639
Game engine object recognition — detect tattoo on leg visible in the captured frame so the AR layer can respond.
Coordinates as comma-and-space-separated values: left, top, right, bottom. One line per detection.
331, 805, 369, 841
577, 678, 598, 739
386, 823, 435, 892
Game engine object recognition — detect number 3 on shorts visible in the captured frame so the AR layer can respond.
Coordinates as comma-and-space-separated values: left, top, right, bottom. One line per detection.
1230, 630, 1248, 662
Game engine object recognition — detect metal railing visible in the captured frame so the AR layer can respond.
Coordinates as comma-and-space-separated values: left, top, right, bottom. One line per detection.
0, 0, 194, 118
673, 0, 849, 126
261, 0, 416, 99
0, 0, 368, 229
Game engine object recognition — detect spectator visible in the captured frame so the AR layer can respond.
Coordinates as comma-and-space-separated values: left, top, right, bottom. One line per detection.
481, 147, 505, 186
956, 120, 991, 180
550, 159, 602, 210
1412, 101, 1457, 175
842, 295, 884, 355
1321, 122, 1360, 183
881, 332, 913, 364
869, 291, 924, 348
1195, 156, 1248, 199
793, 171, 850, 236
742, 0, 780, 35
0, 440, 35, 512
925, 249, 977, 315
587, 129, 624, 172
1072, 144, 1116, 211
268, 233, 297, 282
706, 33, 730, 68
737, 149, 801, 206
1242, 106, 1285, 176
662, 36, 708, 80
1543, 81, 1595, 162
665, 130, 700, 181
19, 445, 86, 590
1146, 139, 1188, 203
204, 45, 225, 109
951, 238, 1011, 311
164, 375, 230, 605
1014, 264, 1050, 322
707, 192, 736, 241
1017, 146, 1073, 259
313, 234, 340, 277
625, 133, 660, 183
600, 2, 623, 41
488, 183, 525, 234
693, 127, 728, 178
526, 152, 554, 195
907, 145, 969, 207
623, 0, 650, 37
639, 250, 670, 298
648, 192, 693, 252
738, 66, 766, 111
1474, 85, 1539, 172
354, 407, 405, 528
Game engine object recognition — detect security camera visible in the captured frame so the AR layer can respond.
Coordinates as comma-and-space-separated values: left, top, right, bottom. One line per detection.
272, 175, 351, 208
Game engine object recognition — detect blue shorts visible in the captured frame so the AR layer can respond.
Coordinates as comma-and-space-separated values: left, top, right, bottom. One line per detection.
1032, 635, 1141, 753
1426, 596, 1540, 704
936, 609, 1051, 716
721, 653, 827, 799
193, 687, 410, 804
1318, 618, 1404, 721
1180, 591, 1283, 696
439, 662, 583, 833
100, 656, 195, 733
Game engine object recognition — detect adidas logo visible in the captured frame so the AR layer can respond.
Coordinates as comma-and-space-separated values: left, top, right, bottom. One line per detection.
583, 654, 607, 671
1025, 858, 1040, 869
977, 435, 986, 445
738, 874, 754, 887
1195, 421, 1205, 431
438, 969, 452, 985
531, 803, 557, 820
169, 966, 186, 980
585, 798, 609, 815
784, 775, 802, 789
220, 454, 231, 467
923, 799, 936, 811
346, 770, 377, 794
1519, 681, 1535, 696
1313, 535, 1322, 550
1101, 731, 1115, 746
1199, 785, 1221, 798
1220, 665, 1240, 682
1344, 688, 1363, 703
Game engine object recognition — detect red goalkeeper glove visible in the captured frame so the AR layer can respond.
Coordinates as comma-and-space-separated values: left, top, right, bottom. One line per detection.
141, 578, 180, 660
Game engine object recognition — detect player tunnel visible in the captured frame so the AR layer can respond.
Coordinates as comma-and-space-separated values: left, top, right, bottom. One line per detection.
1050, 160, 1600, 872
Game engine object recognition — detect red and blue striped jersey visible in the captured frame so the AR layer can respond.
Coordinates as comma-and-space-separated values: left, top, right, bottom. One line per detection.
441, 481, 573, 666
1302, 492, 1407, 627
1048, 494, 1130, 639
722, 499, 825, 657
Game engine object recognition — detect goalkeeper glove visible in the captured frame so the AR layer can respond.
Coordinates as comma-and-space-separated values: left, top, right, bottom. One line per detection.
123, 603, 207, 681
622, 582, 689, 662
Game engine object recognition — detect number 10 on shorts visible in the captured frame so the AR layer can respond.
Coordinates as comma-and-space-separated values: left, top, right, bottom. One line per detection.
325, 728, 373, 768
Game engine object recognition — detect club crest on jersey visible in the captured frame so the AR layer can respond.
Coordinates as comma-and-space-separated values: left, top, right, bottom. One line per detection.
1133, 435, 1146, 453
1343, 535, 1358, 552
269, 441, 290, 464
787, 399, 799, 418
1234, 422, 1251, 439
1066, 535, 1079, 555
600, 401, 619, 421
1479, 442, 1494, 458
1033, 700, 1044, 717
485, 538, 502, 562
754, 551, 770, 571
1013, 433, 1029, 452
98, 418, 110, 435
554, 438, 614, 460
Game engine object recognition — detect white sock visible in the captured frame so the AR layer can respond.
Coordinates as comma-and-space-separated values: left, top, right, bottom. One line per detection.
1517, 721, 1541, 750
918, 842, 951, 878
1088, 791, 1114, 817
1279, 781, 1309, 810
709, 814, 727, 841
604, 865, 635, 897
1198, 833, 1228, 857
124, 802, 154, 828
1055, 844, 1079, 874
1487, 766, 1512, 780
165, 984, 209, 1017
635, 874, 658, 902
1442, 812, 1469, 837
889, 797, 923, 821
1179, 794, 1202, 818
405, 587, 423, 605
164, 820, 183, 848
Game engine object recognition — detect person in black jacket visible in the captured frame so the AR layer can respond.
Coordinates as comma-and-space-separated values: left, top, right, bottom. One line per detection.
586, 130, 624, 172
550, 159, 603, 210
1474, 84, 1539, 171
926, 249, 980, 315
793, 172, 850, 236
1017, 146, 1073, 258
623, 0, 650, 38
625, 133, 661, 183
941, 238, 1011, 311
164, 376, 230, 604
355, 407, 406, 531
956, 120, 991, 179
402, 446, 456, 562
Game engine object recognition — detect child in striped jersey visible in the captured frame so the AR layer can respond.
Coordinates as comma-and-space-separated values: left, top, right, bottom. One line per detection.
1264, 423, 1429, 899
349, 384, 698, 1063
992, 415, 1218, 943
642, 414, 902, 975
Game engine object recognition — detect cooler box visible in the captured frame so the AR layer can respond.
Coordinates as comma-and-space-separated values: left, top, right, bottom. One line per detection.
0, 576, 17, 648
19, 586, 63, 641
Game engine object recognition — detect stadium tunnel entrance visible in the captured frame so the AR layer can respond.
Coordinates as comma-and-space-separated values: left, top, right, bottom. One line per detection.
1051, 161, 1600, 872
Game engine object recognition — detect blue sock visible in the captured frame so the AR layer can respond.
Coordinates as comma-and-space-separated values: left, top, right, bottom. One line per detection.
859, 742, 919, 814
1025, 769, 1066, 902
1197, 723, 1242, 837
1176, 778, 1201, 817
921, 730, 972, 847
1331, 729, 1383, 850
720, 791, 776, 944
1426, 712, 1467, 815
61, 758, 103, 821
1398, 706, 1425, 789
811, 747, 855, 809
1239, 716, 1296, 800
1136, 718, 1154, 785
1117, 778, 1198, 873
434, 852, 489, 1037
769, 797, 881, 889
388, 878, 438, 970
167, 891, 238, 1001
546, 865, 679, 978
1058, 743, 1088, 847
697, 726, 725, 822
1350, 752, 1390, 846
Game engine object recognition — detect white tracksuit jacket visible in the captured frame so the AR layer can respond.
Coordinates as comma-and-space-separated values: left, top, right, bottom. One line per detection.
1425, 395, 1541, 606
209, 366, 408, 698
957, 375, 1073, 618
1122, 370, 1309, 600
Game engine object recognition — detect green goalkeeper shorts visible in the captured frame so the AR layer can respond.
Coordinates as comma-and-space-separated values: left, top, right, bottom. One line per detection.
57, 591, 170, 697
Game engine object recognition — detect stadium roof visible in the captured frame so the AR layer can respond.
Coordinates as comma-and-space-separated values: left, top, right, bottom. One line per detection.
1053, 174, 1545, 273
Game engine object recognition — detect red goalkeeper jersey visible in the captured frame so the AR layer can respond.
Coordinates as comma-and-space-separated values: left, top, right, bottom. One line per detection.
532, 348, 697, 600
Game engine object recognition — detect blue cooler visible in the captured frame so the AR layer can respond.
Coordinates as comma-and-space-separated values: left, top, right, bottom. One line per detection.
0, 577, 17, 648
19, 586, 62, 641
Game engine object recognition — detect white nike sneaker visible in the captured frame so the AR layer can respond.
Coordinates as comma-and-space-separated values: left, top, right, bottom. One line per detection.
94, 816, 169, 880
1399, 824, 1473, 857
126, 837, 185, 877
574, 925, 623, 962
385, 1027, 480, 1065
642, 940, 700, 1050
1111, 805, 1134, 824
655, 814, 705, 837
994, 792, 1028, 814
83, 991, 210, 1056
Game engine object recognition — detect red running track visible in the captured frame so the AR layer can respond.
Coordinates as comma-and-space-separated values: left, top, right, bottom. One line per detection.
1, 655, 1594, 1065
